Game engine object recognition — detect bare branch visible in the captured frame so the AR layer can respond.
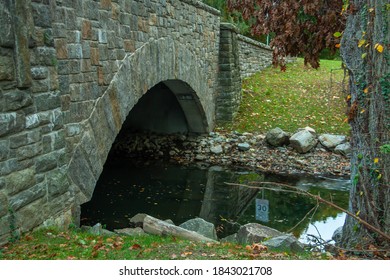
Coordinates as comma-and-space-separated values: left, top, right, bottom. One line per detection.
225, 181, 390, 243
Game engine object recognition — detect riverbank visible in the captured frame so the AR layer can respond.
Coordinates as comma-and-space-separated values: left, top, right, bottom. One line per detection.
112, 130, 351, 178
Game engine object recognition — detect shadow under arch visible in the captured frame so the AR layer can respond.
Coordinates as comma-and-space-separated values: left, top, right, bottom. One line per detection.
67, 37, 214, 206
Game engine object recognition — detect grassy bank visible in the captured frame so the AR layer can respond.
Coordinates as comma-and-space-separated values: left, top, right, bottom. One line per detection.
0, 227, 330, 260
218, 58, 350, 135
1, 59, 351, 261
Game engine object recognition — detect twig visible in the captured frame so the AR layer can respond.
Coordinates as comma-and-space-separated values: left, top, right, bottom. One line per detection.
286, 204, 319, 234
225, 181, 390, 243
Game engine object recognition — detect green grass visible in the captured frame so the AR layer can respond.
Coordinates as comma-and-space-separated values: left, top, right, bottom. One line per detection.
218, 58, 350, 135
0, 227, 329, 260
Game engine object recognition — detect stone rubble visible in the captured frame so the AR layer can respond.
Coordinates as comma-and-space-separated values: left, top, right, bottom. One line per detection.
112, 130, 351, 177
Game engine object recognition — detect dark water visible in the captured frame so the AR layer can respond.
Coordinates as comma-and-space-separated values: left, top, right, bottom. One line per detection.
81, 158, 350, 243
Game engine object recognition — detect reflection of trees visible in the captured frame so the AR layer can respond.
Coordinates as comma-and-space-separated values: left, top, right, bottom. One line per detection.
236, 185, 350, 237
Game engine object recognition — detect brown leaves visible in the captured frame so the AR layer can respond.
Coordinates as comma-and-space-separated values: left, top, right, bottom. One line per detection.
228, 0, 346, 69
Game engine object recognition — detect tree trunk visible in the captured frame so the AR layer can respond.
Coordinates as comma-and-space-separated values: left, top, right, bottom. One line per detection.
340, 0, 390, 248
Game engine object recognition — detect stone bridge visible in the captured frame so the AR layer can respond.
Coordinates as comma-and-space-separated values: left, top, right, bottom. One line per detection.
0, 0, 272, 243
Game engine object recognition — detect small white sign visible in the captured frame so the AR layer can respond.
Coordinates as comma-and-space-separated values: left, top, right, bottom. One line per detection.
256, 198, 269, 222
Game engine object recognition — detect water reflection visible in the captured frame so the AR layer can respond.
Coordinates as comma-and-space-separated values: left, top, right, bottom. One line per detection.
81, 159, 350, 241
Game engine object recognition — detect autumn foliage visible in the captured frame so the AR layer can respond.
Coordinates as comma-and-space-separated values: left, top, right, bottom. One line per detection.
227, 0, 347, 69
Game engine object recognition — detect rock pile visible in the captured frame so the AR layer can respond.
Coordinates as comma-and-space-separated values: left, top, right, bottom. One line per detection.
112, 127, 351, 177
82, 214, 305, 253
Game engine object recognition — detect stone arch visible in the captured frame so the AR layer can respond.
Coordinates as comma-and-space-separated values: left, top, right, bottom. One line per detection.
67, 37, 214, 205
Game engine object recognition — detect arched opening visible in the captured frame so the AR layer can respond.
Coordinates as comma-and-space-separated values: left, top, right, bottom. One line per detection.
123, 82, 189, 134
79, 80, 210, 229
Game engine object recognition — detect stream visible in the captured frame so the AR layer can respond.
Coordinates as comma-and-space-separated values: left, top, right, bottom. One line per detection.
81, 157, 350, 243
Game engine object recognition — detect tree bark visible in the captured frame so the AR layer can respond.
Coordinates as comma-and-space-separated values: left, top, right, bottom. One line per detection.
340, 0, 390, 249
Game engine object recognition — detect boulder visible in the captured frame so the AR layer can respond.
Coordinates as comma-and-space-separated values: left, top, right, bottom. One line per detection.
129, 213, 148, 227
334, 143, 352, 157
289, 129, 318, 153
86, 223, 116, 236
318, 134, 347, 150
221, 233, 237, 243
236, 223, 282, 244
300, 126, 316, 135
237, 142, 251, 151
114, 227, 146, 236
179, 217, 218, 240
143, 215, 217, 243
262, 234, 305, 253
266, 127, 290, 147
210, 145, 223, 154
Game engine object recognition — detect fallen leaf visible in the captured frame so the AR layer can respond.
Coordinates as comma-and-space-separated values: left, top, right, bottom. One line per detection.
129, 244, 142, 250
375, 43, 384, 53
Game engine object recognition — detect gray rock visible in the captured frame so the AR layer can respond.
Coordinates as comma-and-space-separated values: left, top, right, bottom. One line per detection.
334, 143, 352, 157
129, 213, 148, 225
289, 129, 318, 153
237, 142, 250, 151
210, 145, 223, 154
195, 154, 206, 161
88, 223, 117, 236
262, 234, 305, 253
237, 223, 282, 244
221, 233, 237, 243
266, 127, 290, 147
114, 227, 146, 236
318, 134, 347, 150
179, 217, 218, 240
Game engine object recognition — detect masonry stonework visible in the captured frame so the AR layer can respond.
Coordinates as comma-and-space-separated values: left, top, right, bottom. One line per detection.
0, 0, 272, 244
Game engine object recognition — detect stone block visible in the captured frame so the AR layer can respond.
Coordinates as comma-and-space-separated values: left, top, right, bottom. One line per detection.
0, 140, 9, 161
34, 92, 61, 111
100, 0, 112, 10
0, 51, 15, 81
4, 90, 33, 111
15, 198, 46, 232
0, 113, 25, 137
0, 192, 8, 217
0, 215, 11, 240
81, 20, 92, 40
0, 158, 33, 177
42, 130, 65, 152
47, 168, 70, 198
0, 2, 13, 48
9, 183, 46, 211
32, 2, 52, 28
35, 152, 58, 173
67, 147, 96, 201
31, 67, 49, 80
5, 168, 36, 196
67, 44, 83, 59
90, 48, 100, 65
9, 130, 41, 149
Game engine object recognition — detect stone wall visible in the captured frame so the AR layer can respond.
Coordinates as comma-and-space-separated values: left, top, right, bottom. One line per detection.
216, 25, 274, 122
216, 23, 242, 123
238, 35, 273, 79
0, 0, 221, 245
0, 0, 274, 245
